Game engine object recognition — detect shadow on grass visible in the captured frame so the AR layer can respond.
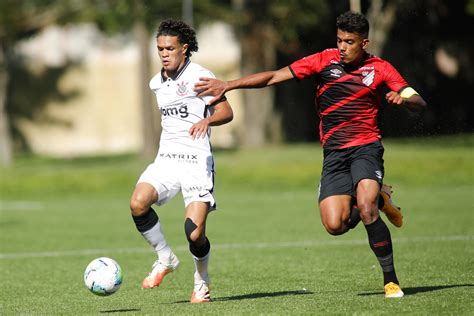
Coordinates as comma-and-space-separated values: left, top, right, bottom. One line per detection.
358, 284, 474, 296
100, 309, 141, 313
171, 290, 314, 304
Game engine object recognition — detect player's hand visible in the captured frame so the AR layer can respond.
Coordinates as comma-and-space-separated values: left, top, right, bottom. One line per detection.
385, 91, 405, 105
189, 118, 210, 140
194, 77, 227, 105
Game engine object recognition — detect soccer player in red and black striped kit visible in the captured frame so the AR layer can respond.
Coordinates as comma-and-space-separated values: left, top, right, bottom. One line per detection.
194, 11, 426, 298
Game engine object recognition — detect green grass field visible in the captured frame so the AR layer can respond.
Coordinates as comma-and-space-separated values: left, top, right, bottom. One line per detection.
1, 135, 473, 314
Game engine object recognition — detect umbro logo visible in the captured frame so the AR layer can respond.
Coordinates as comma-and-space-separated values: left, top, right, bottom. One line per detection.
330, 68, 342, 77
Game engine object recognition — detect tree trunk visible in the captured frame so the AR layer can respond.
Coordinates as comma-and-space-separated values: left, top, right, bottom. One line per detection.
238, 23, 278, 146
134, 21, 158, 160
0, 46, 13, 166
366, 0, 397, 57
233, 0, 280, 146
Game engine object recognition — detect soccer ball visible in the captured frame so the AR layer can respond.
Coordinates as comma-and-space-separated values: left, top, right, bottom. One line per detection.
84, 257, 123, 296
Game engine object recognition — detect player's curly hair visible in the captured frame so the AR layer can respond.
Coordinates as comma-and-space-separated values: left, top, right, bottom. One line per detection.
156, 19, 198, 58
336, 11, 369, 38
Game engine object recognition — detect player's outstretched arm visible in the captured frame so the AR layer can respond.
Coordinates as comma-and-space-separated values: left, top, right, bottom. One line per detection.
385, 88, 427, 112
194, 67, 293, 105
189, 100, 233, 139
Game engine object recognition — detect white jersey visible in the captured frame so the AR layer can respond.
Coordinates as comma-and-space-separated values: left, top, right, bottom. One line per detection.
149, 59, 216, 156
141, 60, 218, 210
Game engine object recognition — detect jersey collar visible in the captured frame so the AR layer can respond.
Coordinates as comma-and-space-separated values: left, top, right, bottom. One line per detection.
161, 58, 191, 82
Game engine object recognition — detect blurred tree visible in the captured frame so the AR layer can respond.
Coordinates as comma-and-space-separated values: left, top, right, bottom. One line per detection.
0, 0, 81, 166
228, 0, 330, 146
378, 0, 474, 136
0, 0, 230, 164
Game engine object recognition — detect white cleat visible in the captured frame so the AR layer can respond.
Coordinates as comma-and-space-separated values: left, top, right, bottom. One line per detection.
141, 253, 179, 289
190, 281, 211, 303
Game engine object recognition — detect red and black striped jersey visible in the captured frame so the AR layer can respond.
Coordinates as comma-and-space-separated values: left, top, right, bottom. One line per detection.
289, 48, 408, 150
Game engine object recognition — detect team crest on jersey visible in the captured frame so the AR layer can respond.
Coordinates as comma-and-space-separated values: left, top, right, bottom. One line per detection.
361, 70, 375, 86
176, 81, 189, 96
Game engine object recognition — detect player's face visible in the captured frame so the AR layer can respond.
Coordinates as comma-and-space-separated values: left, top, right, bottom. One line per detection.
336, 29, 369, 66
157, 35, 188, 77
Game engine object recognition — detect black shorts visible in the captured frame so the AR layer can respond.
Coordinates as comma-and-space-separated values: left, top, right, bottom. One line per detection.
318, 140, 385, 202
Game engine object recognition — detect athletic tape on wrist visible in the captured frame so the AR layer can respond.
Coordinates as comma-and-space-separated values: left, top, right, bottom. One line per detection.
400, 87, 418, 99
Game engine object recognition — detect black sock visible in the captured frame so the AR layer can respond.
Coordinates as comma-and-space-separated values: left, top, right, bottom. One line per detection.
132, 207, 158, 232
364, 217, 399, 285
189, 237, 211, 258
378, 193, 384, 209
347, 197, 361, 229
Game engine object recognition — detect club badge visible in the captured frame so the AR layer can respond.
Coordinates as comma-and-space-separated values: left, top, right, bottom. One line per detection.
362, 70, 375, 86
176, 81, 189, 96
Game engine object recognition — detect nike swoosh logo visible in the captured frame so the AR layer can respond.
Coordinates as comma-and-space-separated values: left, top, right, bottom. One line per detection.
199, 192, 209, 198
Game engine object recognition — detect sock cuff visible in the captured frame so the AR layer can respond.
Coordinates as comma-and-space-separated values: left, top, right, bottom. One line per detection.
190, 238, 211, 258
378, 194, 385, 209
132, 208, 159, 232
364, 216, 383, 230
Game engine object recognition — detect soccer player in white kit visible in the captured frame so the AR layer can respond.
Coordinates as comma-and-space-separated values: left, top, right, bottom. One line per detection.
129, 19, 233, 303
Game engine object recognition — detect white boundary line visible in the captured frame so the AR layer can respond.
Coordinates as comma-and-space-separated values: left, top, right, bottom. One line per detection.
0, 235, 471, 260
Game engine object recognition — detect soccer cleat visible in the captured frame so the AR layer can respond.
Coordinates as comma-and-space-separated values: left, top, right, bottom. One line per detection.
190, 281, 211, 303
384, 282, 404, 298
141, 253, 179, 289
380, 184, 403, 227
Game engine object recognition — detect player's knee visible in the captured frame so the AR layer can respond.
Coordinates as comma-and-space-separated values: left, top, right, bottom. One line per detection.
130, 195, 149, 217
357, 201, 379, 223
323, 220, 346, 236
184, 217, 204, 244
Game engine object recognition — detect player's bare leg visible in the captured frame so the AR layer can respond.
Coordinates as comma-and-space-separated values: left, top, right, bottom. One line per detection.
319, 195, 352, 235
357, 179, 403, 298
130, 183, 179, 289
340, 183, 404, 230
185, 202, 211, 303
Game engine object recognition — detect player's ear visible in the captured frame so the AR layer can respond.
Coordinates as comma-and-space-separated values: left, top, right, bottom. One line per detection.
362, 38, 369, 50
182, 43, 189, 56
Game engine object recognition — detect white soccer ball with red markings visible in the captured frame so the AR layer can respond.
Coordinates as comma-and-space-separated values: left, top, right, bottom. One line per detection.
84, 257, 123, 296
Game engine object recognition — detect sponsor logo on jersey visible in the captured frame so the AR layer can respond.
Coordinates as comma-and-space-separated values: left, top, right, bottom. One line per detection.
176, 81, 189, 96
160, 104, 189, 118
159, 152, 198, 164
362, 70, 375, 86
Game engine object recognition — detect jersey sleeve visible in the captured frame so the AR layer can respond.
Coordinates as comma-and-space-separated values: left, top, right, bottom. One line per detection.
289, 52, 323, 80
149, 73, 161, 93
382, 61, 409, 93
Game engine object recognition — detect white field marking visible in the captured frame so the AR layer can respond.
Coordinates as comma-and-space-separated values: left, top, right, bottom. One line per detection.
0, 200, 44, 211
0, 235, 472, 260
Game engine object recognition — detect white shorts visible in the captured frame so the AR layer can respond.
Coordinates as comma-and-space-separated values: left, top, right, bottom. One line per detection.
137, 150, 216, 210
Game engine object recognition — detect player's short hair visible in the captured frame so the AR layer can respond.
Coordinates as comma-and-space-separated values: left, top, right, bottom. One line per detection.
336, 11, 369, 38
156, 19, 198, 57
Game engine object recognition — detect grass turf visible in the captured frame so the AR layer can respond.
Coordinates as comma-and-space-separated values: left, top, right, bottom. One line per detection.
0, 134, 473, 314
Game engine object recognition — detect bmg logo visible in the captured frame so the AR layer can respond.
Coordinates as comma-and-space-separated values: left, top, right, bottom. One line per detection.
161, 105, 189, 118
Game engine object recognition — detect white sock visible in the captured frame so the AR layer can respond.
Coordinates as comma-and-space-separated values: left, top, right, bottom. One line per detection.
142, 220, 173, 264
193, 252, 210, 285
